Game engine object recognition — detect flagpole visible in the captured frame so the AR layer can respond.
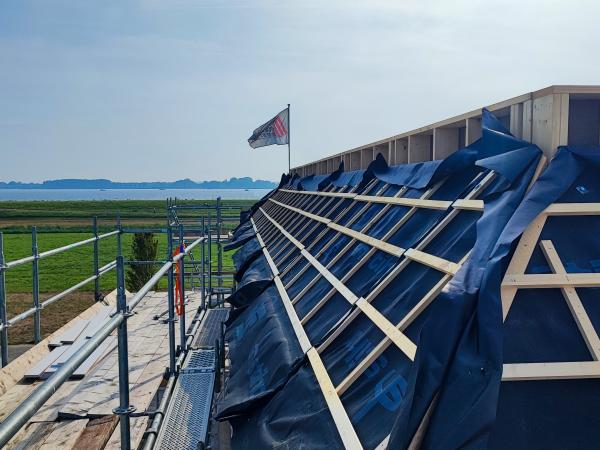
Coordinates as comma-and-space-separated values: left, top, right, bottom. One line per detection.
287, 103, 291, 174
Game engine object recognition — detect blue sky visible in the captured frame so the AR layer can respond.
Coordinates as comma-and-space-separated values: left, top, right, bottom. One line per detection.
1, 0, 598, 182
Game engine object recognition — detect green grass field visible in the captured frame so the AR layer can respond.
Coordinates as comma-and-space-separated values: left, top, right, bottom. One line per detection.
1, 199, 250, 344
2, 232, 234, 293
3, 231, 236, 344
0, 199, 255, 219
0, 199, 255, 233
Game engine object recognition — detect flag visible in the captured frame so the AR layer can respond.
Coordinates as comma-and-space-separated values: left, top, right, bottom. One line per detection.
248, 107, 289, 149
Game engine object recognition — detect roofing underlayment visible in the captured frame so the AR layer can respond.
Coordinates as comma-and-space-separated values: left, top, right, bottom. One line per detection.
219, 109, 600, 449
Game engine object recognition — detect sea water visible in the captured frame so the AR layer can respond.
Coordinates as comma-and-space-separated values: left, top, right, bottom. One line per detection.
0, 188, 272, 201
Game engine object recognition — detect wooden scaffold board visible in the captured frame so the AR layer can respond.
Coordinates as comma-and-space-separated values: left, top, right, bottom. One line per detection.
1, 291, 201, 450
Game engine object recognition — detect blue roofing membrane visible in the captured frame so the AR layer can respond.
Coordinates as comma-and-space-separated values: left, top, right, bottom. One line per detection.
219, 110, 600, 449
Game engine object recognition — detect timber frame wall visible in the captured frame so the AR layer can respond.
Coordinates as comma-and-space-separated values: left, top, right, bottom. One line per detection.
292, 85, 600, 176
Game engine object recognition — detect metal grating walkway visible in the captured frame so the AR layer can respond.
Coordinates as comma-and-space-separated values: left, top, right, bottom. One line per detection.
155, 349, 216, 450
193, 308, 229, 348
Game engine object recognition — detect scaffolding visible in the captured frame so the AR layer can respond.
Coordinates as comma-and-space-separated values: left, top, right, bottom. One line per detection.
0, 199, 240, 449
166, 197, 248, 305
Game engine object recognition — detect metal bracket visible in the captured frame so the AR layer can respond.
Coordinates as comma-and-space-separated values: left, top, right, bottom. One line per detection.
130, 409, 160, 418
113, 405, 137, 415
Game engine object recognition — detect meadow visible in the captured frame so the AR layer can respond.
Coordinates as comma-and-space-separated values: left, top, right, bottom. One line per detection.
0, 199, 255, 233
1, 199, 248, 343
2, 232, 234, 293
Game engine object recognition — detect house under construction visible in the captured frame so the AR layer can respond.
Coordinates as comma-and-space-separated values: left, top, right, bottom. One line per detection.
1, 85, 600, 449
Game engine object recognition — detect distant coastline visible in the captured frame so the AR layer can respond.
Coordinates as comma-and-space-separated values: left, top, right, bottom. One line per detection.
0, 177, 277, 190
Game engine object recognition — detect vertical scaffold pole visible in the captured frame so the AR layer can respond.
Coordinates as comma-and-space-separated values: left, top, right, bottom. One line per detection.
32, 227, 41, 343
93, 217, 100, 301
178, 224, 186, 351
114, 256, 134, 450
116, 215, 122, 258
0, 233, 8, 367
200, 216, 206, 310
166, 226, 176, 373
216, 197, 223, 303
208, 212, 212, 305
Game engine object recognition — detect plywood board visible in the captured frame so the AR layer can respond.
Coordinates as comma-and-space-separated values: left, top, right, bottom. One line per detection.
58, 292, 198, 420
105, 295, 200, 450
38, 419, 89, 450
24, 346, 70, 379
83, 306, 114, 338
48, 320, 89, 347
5, 422, 54, 450
57, 295, 165, 418
0, 291, 118, 398
72, 416, 119, 450
72, 337, 117, 379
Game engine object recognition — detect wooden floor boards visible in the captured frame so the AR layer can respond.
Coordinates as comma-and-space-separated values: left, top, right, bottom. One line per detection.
1, 291, 202, 450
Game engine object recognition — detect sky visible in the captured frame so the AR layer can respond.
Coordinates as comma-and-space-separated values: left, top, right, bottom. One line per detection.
1, 0, 599, 183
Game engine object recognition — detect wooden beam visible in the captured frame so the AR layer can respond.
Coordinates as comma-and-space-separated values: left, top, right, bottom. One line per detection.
279, 189, 356, 199
355, 298, 417, 361
269, 198, 406, 258
502, 273, 600, 288
279, 188, 453, 210
308, 185, 407, 273
307, 349, 364, 449
270, 199, 331, 224
254, 227, 365, 448
273, 277, 312, 353
543, 203, 600, 216
272, 188, 347, 261
300, 249, 358, 303
540, 240, 600, 360
72, 415, 119, 450
531, 93, 569, 160
466, 117, 482, 145
510, 103, 524, 138
259, 207, 304, 249
272, 192, 460, 272
318, 173, 496, 355
334, 254, 470, 396
281, 181, 382, 282
452, 199, 484, 211
262, 248, 280, 276
255, 232, 266, 248
260, 207, 421, 363
404, 249, 460, 275
502, 361, 600, 381
522, 99, 533, 141
287, 184, 422, 305
501, 214, 547, 320
327, 223, 405, 257
527, 155, 548, 192
353, 195, 451, 211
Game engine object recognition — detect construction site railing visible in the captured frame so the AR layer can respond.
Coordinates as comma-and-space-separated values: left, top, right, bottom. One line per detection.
0, 203, 236, 366
167, 197, 238, 305
0, 235, 204, 450
0, 219, 122, 367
